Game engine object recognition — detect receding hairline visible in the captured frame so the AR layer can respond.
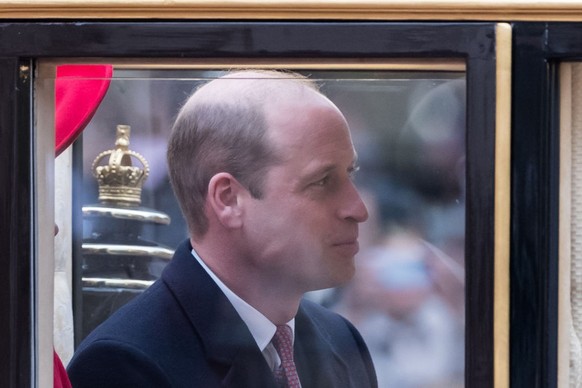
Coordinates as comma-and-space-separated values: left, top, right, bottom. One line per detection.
219, 69, 316, 84
186, 70, 320, 107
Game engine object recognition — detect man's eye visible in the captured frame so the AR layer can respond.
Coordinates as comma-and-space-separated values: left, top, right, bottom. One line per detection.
314, 176, 330, 186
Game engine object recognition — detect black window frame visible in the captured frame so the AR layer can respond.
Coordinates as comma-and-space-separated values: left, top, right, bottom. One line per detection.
511, 21, 582, 388
0, 21, 499, 387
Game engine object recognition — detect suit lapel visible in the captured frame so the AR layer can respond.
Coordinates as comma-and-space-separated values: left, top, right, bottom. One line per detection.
161, 240, 277, 387
221, 350, 277, 387
294, 303, 351, 388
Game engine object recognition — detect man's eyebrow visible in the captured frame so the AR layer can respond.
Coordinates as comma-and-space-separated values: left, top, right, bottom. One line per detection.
301, 153, 359, 182
306, 164, 335, 179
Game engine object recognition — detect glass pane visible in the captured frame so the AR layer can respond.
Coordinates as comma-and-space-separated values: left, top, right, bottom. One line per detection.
59, 67, 466, 387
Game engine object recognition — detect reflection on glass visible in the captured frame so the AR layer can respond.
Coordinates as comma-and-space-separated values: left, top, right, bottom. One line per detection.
78, 69, 465, 387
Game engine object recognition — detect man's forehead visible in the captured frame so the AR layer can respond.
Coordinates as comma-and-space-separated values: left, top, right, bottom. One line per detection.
269, 118, 356, 165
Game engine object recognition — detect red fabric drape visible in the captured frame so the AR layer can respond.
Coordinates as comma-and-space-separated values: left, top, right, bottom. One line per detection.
55, 64, 113, 156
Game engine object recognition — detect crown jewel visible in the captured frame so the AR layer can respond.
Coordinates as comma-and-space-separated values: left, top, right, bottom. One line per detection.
92, 125, 149, 206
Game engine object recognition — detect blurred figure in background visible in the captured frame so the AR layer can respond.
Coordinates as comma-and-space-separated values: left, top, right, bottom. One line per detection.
333, 229, 464, 388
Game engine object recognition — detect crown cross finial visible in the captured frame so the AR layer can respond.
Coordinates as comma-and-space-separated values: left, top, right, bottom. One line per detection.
92, 125, 150, 206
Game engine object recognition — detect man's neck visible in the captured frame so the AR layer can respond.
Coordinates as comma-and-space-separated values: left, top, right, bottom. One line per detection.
190, 239, 302, 324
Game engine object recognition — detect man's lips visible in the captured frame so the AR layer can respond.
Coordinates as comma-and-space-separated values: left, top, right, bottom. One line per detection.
332, 239, 360, 256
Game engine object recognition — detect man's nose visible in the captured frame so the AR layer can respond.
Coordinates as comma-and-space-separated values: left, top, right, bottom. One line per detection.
339, 182, 369, 223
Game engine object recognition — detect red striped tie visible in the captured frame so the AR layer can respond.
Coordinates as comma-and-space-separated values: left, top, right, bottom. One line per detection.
272, 325, 301, 388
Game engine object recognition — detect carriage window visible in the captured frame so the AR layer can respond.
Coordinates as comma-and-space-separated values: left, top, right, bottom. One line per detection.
45, 64, 466, 387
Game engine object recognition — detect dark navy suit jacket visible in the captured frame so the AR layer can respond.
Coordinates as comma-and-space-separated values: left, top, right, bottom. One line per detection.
68, 239, 378, 388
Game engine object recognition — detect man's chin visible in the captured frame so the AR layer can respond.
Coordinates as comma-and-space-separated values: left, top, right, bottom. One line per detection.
315, 264, 356, 291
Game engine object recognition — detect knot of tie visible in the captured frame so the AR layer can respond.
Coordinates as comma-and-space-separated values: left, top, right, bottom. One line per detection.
272, 325, 301, 388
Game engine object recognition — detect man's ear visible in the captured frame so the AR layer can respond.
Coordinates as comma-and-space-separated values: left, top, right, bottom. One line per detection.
207, 172, 244, 229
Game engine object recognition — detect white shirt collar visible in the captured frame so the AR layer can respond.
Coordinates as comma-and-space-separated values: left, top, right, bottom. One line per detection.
190, 248, 295, 353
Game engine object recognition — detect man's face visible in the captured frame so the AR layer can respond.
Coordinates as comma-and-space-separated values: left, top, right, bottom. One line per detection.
241, 92, 369, 294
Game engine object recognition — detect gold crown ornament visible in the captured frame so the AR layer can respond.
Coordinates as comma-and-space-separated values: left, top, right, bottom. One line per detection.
92, 125, 149, 206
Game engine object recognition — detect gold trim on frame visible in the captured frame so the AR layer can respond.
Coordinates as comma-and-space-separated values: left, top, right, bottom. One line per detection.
3, 0, 582, 21
40, 58, 466, 73
494, 22, 511, 388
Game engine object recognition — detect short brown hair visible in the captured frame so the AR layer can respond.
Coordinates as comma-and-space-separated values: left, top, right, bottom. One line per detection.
167, 70, 317, 237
